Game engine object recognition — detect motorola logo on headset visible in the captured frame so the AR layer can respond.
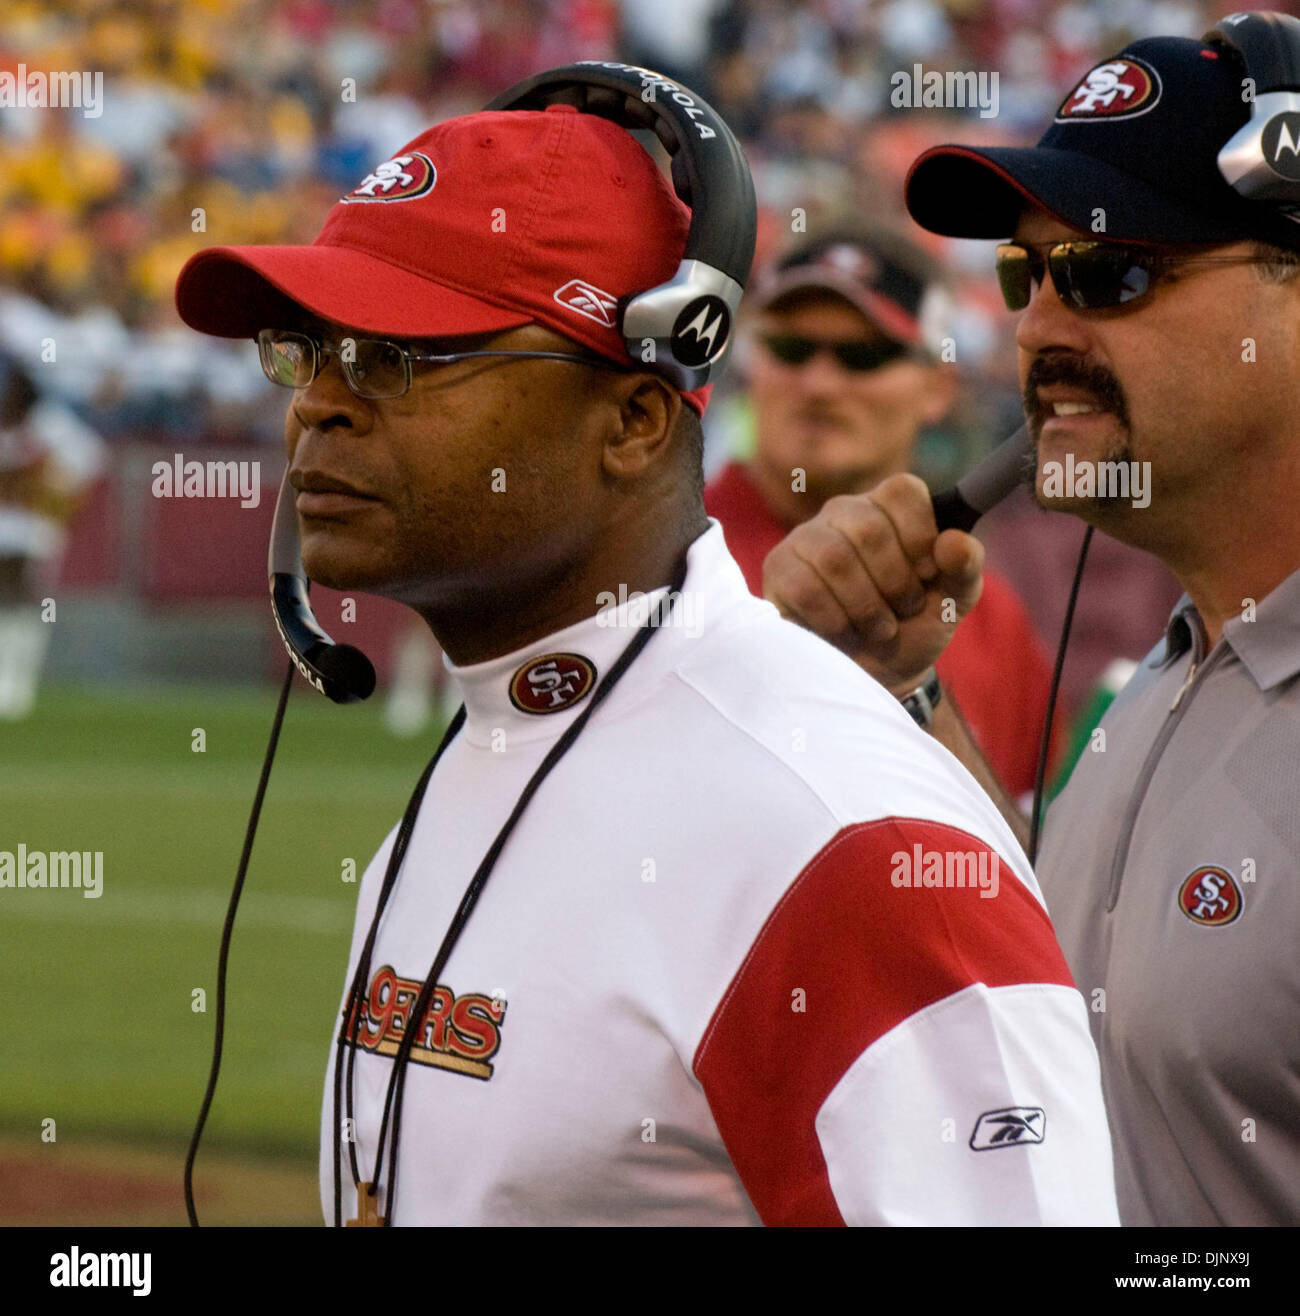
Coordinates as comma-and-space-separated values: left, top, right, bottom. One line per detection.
1262, 111, 1300, 180
1212, 11, 1300, 202
669, 295, 731, 368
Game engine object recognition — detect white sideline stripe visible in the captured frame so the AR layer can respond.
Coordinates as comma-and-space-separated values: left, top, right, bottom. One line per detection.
1, 885, 353, 933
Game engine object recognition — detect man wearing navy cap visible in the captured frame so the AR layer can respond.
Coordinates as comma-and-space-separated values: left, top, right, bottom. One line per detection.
765, 19, 1300, 1225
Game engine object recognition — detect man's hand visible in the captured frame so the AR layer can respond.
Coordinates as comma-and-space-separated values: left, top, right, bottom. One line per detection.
762, 473, 985, 695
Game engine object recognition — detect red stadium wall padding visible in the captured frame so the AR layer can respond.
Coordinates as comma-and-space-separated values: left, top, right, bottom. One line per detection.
141, 477, 274, 601
58, 446, 418, 685
58, 477, 121, 587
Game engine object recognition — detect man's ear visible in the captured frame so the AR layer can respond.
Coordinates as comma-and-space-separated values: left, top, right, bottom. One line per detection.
919, 359, 958, 426
601, 373, 682, 479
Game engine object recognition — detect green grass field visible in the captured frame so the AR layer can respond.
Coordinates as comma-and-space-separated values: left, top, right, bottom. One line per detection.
0, 680, 440, 1224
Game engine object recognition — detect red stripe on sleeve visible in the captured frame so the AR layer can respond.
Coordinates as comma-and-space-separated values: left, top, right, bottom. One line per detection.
693, 818, 1075, 1226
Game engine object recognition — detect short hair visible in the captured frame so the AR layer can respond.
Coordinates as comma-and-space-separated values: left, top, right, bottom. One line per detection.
1252, 241, 1300, 284
675, 403, 705, 498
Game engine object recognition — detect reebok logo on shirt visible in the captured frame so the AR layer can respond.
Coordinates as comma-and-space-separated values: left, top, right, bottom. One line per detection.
969, 1107, 1046, 1150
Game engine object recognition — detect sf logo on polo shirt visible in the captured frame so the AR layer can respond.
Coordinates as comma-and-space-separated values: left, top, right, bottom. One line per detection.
1178, 865, 1244, 926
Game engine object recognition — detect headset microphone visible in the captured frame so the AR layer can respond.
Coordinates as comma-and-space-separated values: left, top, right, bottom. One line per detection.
929, 422, 1085, 868
269, 470, 376, 703
930, 425, 1032, 532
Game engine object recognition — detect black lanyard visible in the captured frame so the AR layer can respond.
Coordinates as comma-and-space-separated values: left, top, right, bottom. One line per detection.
332, 570, 686, 1226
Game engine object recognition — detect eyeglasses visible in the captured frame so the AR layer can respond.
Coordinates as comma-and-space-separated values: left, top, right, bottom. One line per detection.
995, 241, 1279, 312
256, 327, 617, 399
760, 333, 911, 373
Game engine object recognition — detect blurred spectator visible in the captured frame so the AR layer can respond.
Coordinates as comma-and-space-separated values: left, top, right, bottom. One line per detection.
0, 0, 1233, 451
705, 223, 1061, 799
0, 352, 105, 717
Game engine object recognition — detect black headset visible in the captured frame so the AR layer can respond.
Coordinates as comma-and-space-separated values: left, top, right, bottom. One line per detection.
486, 61, 756, 389
1208, 10, 1300, 210
268, 61, 756, 705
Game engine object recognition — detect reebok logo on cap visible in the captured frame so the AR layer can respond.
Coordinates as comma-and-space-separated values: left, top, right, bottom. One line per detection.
553, 278, 619, 327
1056, 58, 1162, 122
342, 152, 438, 203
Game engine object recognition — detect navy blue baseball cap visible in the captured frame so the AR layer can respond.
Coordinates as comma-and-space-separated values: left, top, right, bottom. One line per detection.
905, 36, 1300, 252
753, 227, 939, 346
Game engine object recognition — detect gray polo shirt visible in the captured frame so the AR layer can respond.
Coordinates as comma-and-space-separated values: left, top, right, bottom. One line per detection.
1038, 565, 1300, 1226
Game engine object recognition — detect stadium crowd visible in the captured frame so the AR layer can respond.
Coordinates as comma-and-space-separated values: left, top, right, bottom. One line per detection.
0, 0, 1220, 448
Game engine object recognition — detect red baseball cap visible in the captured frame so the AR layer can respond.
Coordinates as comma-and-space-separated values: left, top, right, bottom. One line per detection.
175, 104, 711, 414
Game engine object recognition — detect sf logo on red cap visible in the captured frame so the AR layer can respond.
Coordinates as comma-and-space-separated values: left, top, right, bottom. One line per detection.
1056, 58, 1161, 121
1177, 866, 1243, 927
509, 654, 597, 715
342, 152, 437, 203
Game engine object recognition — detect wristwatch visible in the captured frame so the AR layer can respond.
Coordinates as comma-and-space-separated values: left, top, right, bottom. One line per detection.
898, 668, 942, 730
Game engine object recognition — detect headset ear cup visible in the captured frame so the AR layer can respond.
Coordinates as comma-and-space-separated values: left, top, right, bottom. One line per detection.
1207, 11, 1300, 96
1208, 12, 1300, 206
488, 64, 753, 391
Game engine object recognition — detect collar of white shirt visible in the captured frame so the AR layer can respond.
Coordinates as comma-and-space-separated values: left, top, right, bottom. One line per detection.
441, 519, 754, 746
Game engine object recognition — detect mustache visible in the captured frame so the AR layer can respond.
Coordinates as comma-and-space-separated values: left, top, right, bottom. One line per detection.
1023, 355, 1130, 431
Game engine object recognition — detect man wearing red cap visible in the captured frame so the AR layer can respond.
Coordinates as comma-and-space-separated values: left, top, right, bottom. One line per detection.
175, 94, 1117, 1226
765, 24, 1300, 1226
705, 225, 1059, 799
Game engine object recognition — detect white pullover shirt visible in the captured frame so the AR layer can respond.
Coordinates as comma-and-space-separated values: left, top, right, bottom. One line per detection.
321, 522, 1118, 1226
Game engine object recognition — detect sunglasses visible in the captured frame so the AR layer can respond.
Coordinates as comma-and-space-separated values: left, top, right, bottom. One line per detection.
995, 241, 1278, 311
760, 333, 911, 372
256, 328, 616, 399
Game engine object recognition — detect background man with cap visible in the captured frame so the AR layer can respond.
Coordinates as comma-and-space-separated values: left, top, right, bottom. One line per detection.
706, 225, 1059, 798
175, 89, 1118, 1225
765, 22, 1300, 1226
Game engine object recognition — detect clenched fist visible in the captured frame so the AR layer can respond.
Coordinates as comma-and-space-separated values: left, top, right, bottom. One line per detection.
762, 473, 984, 695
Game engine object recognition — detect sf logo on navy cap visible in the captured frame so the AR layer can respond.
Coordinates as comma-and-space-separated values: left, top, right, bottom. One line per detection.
1055, 58, 1162, 122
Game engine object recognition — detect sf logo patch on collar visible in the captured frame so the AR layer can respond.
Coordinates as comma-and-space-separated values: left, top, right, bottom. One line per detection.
509, 653, 597, 714
1178, 865, 1243, 926
342, 152, 437, 202
1056, 58, 1161, 122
